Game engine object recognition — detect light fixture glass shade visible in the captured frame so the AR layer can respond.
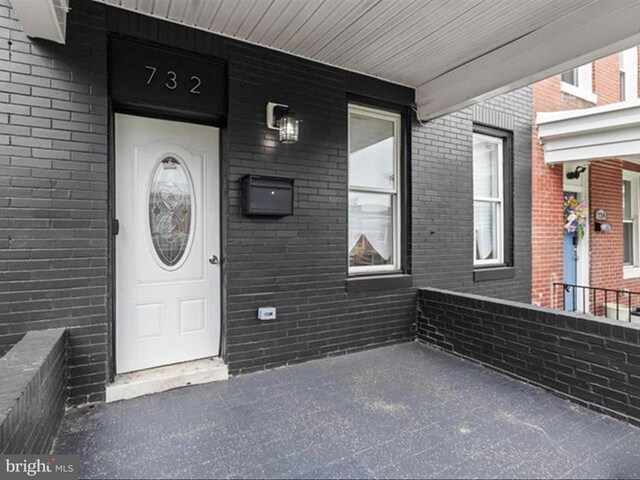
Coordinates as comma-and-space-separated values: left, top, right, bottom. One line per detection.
279, 115, 299, 144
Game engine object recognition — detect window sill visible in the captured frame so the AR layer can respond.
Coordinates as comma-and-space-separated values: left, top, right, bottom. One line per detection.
624, 267, 640, 280
346, 274, 412, 293
560, 82, 598, 104
474, 266, 515, 282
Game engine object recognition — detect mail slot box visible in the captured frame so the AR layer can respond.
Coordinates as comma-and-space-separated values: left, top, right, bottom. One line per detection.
241, 175, 294, 216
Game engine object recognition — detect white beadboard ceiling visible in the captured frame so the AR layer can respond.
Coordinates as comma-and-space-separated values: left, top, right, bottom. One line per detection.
89, 0, 640, 118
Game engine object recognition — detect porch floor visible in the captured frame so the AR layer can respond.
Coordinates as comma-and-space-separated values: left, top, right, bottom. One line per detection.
54, 343, 640, 479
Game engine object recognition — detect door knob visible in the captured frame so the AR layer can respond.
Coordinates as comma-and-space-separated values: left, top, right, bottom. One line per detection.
209, 255, 219, 265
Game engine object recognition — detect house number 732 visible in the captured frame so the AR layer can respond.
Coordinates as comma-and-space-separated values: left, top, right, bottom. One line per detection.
144, 66, 202, 94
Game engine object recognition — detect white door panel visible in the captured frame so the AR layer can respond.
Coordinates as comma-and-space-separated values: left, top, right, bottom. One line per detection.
115, 114, 220, 374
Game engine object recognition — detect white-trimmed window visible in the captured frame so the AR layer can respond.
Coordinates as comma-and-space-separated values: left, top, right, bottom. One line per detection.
620, 47, 638, 101
623, 170, 640, 278
348, 104, 401, 274
560, 63, 597, 103
473, 132, 504, 266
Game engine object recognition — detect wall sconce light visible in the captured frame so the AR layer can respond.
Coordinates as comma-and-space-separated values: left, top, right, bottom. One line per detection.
266, 102, 299, 144
566, 165, 586, 179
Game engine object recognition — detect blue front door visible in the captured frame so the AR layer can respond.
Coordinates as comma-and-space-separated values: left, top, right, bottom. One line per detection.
563, 231, 577, 310
563, 207, 578, 311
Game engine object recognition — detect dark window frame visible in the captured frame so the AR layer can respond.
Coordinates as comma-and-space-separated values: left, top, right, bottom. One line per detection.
472, 123, 514, 270
346, 95, 411, 281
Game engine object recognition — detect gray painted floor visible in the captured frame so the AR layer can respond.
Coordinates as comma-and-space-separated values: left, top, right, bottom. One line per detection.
54, 342, 640, 479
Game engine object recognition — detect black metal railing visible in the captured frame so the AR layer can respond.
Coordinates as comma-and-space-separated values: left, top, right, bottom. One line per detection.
553, 283, 640, 322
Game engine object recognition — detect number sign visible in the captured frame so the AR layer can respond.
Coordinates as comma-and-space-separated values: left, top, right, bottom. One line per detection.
110, 38, 226, 120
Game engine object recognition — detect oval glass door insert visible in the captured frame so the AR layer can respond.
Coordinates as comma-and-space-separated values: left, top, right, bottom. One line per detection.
148, 156, 194, 267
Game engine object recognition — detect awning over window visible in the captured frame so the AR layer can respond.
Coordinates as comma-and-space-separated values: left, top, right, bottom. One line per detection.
537, 100, 640, 164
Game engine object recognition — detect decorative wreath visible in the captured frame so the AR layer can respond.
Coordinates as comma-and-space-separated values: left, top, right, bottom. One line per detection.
563, 194, 587, 239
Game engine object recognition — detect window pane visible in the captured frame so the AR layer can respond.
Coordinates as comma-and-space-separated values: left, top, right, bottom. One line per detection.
149, 156, 193, 267
624, 180, 632, 220
349, 112, 395, 190
349, 192, 393, 267
561, 69, 578, 86
624, 222, 634, 265
474, 201, 499, 262
473, 135, 500, 198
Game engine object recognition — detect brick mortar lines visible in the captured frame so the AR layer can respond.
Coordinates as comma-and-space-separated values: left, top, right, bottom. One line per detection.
1, 0, 533, 401
418, 288, 640, 427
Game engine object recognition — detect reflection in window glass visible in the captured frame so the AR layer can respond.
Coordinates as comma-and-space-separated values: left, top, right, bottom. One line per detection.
624, 180, 632, 220
474, 201, 498, 262
349, 192, 393, 267
348, 105, 401, 273
561, 69, 578, 87
473, 132, 504, 265
149, 156, 193, 267
624, 223, 634, 265
349, 114, 395, 190
623, 178, 636, 266
473, 136, 500, 198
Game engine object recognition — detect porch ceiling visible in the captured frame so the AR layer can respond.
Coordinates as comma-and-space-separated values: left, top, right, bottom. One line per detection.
537, 100, 640, 164
12, 0, 640, 119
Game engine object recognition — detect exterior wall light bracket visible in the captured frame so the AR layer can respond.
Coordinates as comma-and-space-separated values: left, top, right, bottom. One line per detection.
266, 102, 288, 130
566, 165, 586, 179
266, 102, 300, 144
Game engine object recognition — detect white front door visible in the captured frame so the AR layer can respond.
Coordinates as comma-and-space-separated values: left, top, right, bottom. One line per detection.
115, 114, 220, 374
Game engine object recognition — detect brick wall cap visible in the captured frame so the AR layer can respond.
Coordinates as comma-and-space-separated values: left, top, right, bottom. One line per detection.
419, 287, 640, 331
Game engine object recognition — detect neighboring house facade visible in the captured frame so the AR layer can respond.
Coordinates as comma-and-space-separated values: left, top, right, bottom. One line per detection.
533, 46, 640, 316
0, 1, 532, 404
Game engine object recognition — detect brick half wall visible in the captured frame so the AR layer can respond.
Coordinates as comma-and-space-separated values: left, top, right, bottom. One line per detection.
0, 328, 67, 454
417, 288, 640, 426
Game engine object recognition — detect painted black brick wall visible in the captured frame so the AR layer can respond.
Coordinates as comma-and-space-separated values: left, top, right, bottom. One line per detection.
223, 43, 417, 373
411, 95, 532, 302
0, 328, 67, 454
0, 0, 108, 405
223, 45, 532, 373
418, 288, 640, 426
0, 1, 532, 400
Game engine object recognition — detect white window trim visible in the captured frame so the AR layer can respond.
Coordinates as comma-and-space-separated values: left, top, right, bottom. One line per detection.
473, 132, 504, 267
623, 170, 640, 279
560, 63, 598, 104
620, 47, 638, 101
348, 104, 402, 275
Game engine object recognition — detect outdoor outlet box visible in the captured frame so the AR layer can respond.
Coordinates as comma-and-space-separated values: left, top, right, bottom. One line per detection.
258, 307, 276, 321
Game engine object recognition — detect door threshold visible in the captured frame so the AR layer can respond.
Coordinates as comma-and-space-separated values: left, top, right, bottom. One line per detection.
106, 357, 228, 403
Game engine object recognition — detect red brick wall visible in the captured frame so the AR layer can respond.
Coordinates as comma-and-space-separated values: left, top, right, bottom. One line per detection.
531, 76, 563, 307
593, 55, 620, 105
532, 49, 640, 308
588, 161, 623, 302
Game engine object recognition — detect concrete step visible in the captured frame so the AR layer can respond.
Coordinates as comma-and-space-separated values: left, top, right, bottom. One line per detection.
106, 357, 228, 402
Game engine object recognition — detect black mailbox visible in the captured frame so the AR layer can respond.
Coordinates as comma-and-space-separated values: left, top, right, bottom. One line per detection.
242, 175, 294, 216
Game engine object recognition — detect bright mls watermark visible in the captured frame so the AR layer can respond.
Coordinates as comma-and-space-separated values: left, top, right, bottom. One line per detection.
1, 455, 77, 480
